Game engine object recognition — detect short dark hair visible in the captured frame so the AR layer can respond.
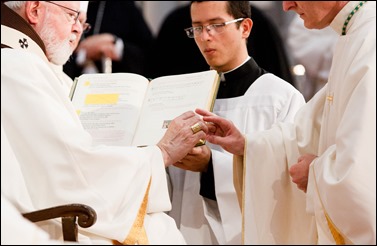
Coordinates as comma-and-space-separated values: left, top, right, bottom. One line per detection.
191, 1, 251, 21
191, 1, 251, 43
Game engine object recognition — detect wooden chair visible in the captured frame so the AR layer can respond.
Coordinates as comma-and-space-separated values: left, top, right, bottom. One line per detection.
1, 124, 97, 242
22, 203, 97, 242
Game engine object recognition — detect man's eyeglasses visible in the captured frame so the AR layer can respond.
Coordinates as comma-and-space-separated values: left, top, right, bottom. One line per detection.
185, 18, 244, 38
45, 1, 80, 25
81, 23, 91, 33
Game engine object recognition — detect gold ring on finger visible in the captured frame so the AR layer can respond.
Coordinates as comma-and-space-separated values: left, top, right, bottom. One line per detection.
191, 122, 202, 134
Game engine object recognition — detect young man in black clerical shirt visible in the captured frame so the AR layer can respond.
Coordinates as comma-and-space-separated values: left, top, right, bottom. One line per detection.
167, 1, 306, 245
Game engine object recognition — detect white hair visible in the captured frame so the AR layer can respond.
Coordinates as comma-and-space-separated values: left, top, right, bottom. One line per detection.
39, 10, 77, 65
5, 1, 76, 65
80, 1, 88, 12
4, 1, 26, 11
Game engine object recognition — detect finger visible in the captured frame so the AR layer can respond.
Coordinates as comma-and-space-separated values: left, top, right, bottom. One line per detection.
205, 134, 225, 146
198, 121, 209, 133
195, 108, 215, 117
190, 121, 209, 134
206, 123, 217, 134
173, 162, 190, 171
195, 131, 207, 142
189, 146, 203, 155
201, 116, 229, 131
180, 111, 196, 120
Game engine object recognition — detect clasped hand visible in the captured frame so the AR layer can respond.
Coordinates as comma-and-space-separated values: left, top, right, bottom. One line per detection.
77, 33, 121, 61
289, 154, 317, 193
157, 111, 208, 167
195, 108, 245, 156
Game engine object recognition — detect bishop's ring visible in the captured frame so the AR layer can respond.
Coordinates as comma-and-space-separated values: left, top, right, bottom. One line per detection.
191, 122, 202, 134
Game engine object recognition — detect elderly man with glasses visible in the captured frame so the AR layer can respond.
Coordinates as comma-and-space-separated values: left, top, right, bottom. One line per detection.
167, 1, 306, 245
45, 1, 91, 96
1, 1, 209, 244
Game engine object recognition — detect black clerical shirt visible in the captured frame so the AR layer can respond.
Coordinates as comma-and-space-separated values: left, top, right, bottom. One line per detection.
200, 57, 266, 200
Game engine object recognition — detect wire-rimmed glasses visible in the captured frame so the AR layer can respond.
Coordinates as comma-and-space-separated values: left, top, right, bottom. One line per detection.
81, 23, 91, 33
184, 18, 244, 38
45, 1, 80, 24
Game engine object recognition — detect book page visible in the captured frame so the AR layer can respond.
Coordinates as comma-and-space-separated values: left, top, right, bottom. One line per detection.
71, 73, 149, 146
132, 70, 219, 146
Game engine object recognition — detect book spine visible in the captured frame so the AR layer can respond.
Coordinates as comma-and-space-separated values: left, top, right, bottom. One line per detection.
69, 77, 79, 100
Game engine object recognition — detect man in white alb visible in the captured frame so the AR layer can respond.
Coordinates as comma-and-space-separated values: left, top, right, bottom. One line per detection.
197, 1, 376, 244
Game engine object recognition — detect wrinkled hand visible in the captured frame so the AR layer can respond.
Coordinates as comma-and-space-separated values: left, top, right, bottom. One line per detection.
77, 33, 121, 61
289, 154, 317, 193
173, 145, 211, 172
157, 111, 208, 167
195, 108, 245, 156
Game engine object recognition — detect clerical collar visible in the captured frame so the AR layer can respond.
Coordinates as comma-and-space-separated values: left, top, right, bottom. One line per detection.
219, 56, 251, 82
224, 56, 251, 74
222, 57, 266, 84
216, 57, 267, 99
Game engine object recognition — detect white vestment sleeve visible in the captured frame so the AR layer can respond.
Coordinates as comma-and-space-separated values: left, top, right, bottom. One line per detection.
209, 74, 307, 244
1, 49, 184, 244
240, 84, 325, 244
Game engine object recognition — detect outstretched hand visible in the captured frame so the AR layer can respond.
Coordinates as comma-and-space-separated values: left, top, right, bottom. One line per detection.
195, 108, 245, 156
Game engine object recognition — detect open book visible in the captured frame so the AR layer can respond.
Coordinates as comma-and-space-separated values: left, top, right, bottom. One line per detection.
70, 70, 220, 147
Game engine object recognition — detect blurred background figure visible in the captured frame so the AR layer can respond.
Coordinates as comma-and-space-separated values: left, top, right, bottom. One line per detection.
287, 15, 337, 101
64, 1, 154, 78
136, 1, 188, 36
145, 2, 207, 78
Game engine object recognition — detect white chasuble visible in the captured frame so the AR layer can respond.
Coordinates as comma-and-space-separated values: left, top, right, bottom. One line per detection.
1, 25, 185, 244
239, 2, 376, 244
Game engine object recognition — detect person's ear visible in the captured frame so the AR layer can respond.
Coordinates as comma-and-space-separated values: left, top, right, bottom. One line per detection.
241, 18, 253, 38
25, 1, 43, 25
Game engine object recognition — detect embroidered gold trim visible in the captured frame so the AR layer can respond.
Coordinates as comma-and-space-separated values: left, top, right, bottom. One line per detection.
122, 178, 152, 245
325, 213, 345, 245
312, 168, 346, 244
